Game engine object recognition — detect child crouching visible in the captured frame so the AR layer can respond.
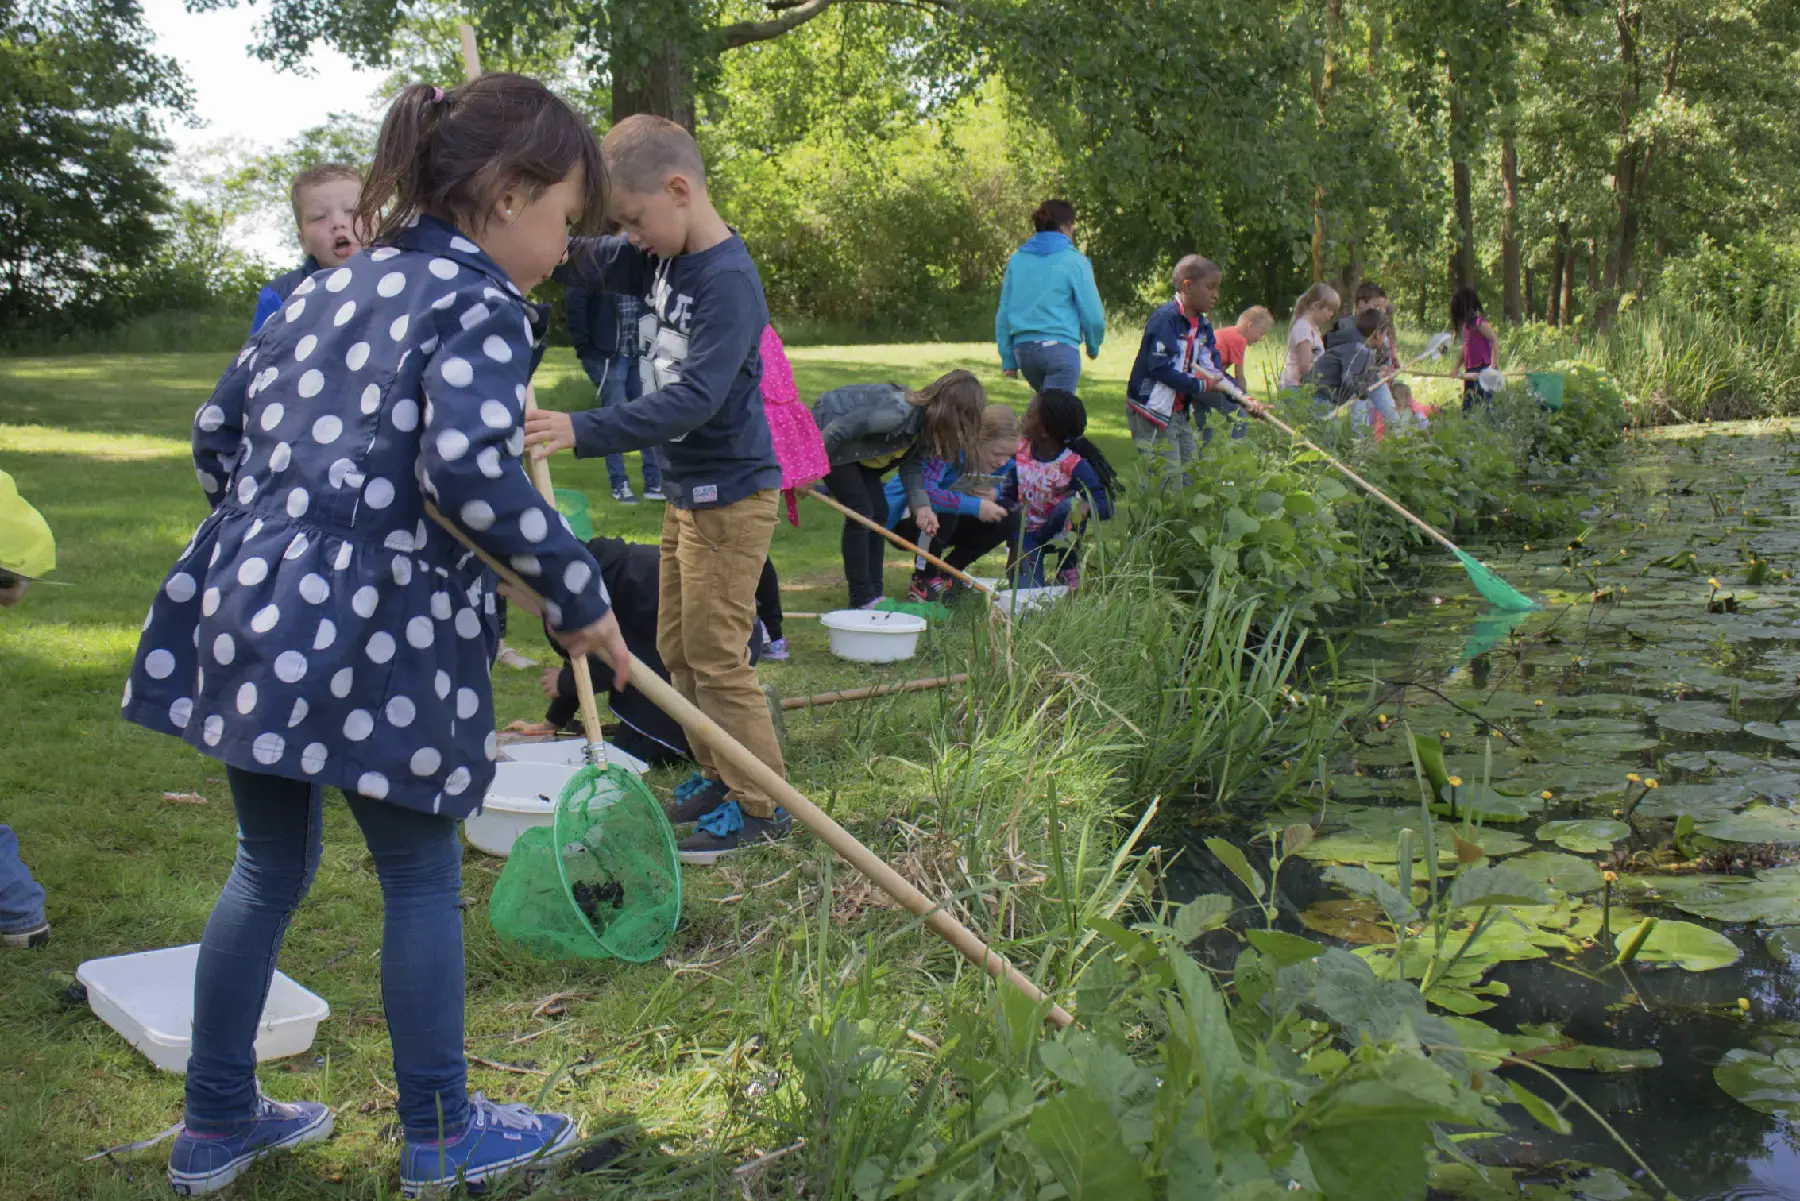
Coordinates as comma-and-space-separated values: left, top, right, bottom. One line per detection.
1004, 389, 1116, 589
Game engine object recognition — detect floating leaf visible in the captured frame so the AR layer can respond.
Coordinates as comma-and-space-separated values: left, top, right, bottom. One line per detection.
1535, 819, 1631, 853
1623, 865, 1800, 925
1298, 898, 1396, 945
1508, 1022, 1662, 1072
1631, 919, 1743, 971
1744, 720, 1800, 745
1433, 785, 1545, 822
1510, 850, 1605, 894
1633, 781, 1751, 821
1281, 822, 1316, 857
1653, 705, 1743, 735
1697, 805, 1800, 844
1323, 864, 1416, 928
1444, 864, 1552, 911
1508, 1079, 1572, 1134
1566, 732, 1663, 754
1715, 1046, 1800, 1118
1764, 927, 1800, 961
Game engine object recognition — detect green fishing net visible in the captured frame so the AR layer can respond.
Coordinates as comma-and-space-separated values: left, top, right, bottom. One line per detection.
489, 764, 681, 963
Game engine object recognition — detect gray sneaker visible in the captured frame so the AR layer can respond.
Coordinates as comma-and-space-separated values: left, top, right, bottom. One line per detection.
642, 485, 666, 502
0, 920, 48, 949
677, 806, 791, 865
611, 483, 639, 505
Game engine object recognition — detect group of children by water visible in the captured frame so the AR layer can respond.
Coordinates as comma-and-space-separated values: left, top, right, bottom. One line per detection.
0, 63, 1511, 1197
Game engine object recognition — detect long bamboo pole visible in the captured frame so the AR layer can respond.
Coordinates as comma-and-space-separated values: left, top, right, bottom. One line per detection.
427, 504, 1072, 1028
804, 490, 996, 595
781, 674, 968, 711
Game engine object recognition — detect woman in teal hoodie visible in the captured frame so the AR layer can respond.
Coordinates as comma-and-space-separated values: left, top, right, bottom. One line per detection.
995, 199, 1108, 391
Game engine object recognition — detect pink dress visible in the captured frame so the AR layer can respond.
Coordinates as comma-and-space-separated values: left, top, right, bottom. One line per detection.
1461, 319, 1494, 372
758, 325, 829, 526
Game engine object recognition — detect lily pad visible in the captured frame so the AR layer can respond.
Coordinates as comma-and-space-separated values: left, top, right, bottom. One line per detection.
1511, 850, 1605, 894
1297, 899, 1395, 945
1655, 707, 1744, 735
1633, 781, 1752, 821
1665, 750, 1776, 773
1508, 1022, 1663, 1072
1566, 732, 1664, 754
1764, 927, 1800, 960
1632, 919, 1743, 971
1536, 819, 1631, 853
1715, 1045, 1800, 1117
1623, 865, 1800, 925
1743, 719, 1800, 745
1697, 805, 1800, 844
1434, 784, 1545, 822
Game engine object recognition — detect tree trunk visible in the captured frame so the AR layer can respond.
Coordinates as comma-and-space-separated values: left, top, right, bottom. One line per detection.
1598, 0, 1643, 328
1548, 223, 1568, 327
1447, 82, 1476, 290
610, 0, 698, 128
1339, 241, 1362, 307
1525, 264, 1536, 323
1500, 130, 1522, 323
1311, 187, 1326, 283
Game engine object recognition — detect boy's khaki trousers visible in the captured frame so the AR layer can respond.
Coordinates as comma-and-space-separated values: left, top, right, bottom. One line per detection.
655, 489, 786, 817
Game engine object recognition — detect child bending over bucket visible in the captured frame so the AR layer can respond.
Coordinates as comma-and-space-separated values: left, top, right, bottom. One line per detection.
1001, 389, 1117, 590
809, 370, 987, 609
889, 402, 1022, 602
122, 74, 628, 1196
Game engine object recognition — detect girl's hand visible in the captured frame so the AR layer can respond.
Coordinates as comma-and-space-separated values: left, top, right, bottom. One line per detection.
977, 499, 1007, 523
914, 507, 940, 537
539, 666, 563, 699
555, 612, 631, 690
1002, 369, 1019, 380
523, 409, 575, 456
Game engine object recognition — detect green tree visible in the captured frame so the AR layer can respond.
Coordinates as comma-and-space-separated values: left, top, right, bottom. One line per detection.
0, 0, 189, 329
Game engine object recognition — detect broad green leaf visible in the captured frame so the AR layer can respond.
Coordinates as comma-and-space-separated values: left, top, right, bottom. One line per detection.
1534, 819, 1630, 853
1026, 1085, 1152, 1201
1322, 865, 1416, 928
1245, 929, 1322, 965
1173, 894, 1234, 942
1510, 850, 1605, 894
1698, 805, 1800, 844
1632, 919, 1742, 971
1304, 1121, 1427, 1201
1623, 865, 1800, 924
1715, 1046, 1800, 1117
1280, 822, 1315, 858
1412, 732, 1450, 793
1507, 1079, 1573, 1134
1444, 864, 1552, 911
1224, 507, 1260, 540
1206, 837, 1265, 900
1765, 927, 1800, 960
1507, 1022, 1662, 1072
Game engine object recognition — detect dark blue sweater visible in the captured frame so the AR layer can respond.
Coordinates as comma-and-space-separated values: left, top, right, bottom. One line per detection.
1126, 298, 1232, 426
556, 235, 779, 509
250, 257, 320, 333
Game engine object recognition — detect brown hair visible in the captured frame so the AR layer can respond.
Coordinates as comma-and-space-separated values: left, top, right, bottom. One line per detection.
604, 114, 706, 195
357, 73, 607, 246
1355, 281, 1387, 306
1031, 198, 1075, 232
1172, 254, 1220, 287
290, 163, 362, 222
907, 369, 987, 463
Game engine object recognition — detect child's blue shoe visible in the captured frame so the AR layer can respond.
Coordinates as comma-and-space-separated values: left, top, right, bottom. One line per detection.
663, 774, 728, 825
167, 1095, 334, 1195
400, 1093, 578, 1197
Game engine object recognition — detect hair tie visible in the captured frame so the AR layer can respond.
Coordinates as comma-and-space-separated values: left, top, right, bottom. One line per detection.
431, 86, 445, 103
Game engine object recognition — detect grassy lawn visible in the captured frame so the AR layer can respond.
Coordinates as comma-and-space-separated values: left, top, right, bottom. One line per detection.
0, 332, 1309, 1198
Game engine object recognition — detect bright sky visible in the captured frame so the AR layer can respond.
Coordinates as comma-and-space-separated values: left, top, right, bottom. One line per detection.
141, 0, 386, 258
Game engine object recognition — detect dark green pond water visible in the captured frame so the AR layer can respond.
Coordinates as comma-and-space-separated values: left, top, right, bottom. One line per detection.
1176, 425, 1800, 1199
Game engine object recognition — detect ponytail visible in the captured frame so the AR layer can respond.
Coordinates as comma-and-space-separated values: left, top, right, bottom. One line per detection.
357, 73, 607, 247
1034, 389, 1118, 495
1292, 282, 1340, 323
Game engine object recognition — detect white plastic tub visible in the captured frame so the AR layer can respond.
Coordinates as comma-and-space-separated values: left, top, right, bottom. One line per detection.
502, 738, 650, 776
77, 944, 329, 1074
819, 609, 928, 663
991, 585, 1069, 618
464, 760, 578, 856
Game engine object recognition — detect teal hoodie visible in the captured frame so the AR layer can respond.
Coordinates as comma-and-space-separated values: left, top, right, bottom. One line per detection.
994, 232, 1107, 371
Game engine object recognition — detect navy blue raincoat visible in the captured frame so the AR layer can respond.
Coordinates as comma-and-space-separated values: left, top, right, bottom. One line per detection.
122, 215, 612, 819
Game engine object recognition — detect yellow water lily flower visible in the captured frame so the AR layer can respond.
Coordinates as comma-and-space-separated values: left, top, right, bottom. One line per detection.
1540, 790, 1554, 800
1708, 577, 1721, 589
1603, 870, 1618, 883
1627, 773, 1642, 784
1447, 775, 1464, 788
1739, 998, 1752, 1012
1645, 778, 1659, 789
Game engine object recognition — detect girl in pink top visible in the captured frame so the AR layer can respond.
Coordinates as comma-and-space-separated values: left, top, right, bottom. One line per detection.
1452, 286, 1499, 413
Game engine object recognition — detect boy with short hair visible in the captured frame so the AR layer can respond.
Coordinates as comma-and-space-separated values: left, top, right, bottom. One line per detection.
249, 162, 363, 332
525, 115, 788, 865
1312, 307, 1392, 417
1125, 256, 1266, 473
1213, 305, 1274, 392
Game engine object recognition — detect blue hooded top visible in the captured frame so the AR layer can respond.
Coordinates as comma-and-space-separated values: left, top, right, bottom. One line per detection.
993, 232, 1107, 371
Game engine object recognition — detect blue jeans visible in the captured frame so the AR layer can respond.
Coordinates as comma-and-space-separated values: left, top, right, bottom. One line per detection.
1352, 382, 1402, 429
1012, 340, 1082, 392
580, 354, 661, 493
0, 824, 46, 933
1017, 497, 1080, 587
186, 767, 468, 1141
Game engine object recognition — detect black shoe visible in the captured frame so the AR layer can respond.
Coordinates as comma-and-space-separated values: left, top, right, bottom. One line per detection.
663, 775, 729, 825
677, 805, 791, 865
0, 920, 49, 949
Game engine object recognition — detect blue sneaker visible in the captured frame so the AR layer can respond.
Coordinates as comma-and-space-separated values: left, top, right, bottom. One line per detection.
168, 1095, 334, 1195
664, 775, 728, 825
400, 1093, 579, 1197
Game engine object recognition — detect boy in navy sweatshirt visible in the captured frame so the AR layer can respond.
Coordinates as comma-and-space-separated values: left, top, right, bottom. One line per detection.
525, 116, 788, 865
1124, 256, 1266, 475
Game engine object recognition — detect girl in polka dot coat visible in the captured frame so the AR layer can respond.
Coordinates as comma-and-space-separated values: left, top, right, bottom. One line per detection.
126, 75, 629, 1194
122, 209, 614, 816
